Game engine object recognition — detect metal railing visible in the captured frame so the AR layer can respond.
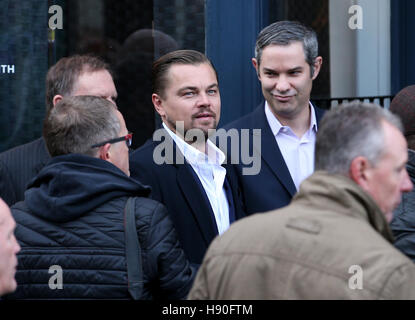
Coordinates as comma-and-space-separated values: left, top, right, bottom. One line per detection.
311, 95, 394, 109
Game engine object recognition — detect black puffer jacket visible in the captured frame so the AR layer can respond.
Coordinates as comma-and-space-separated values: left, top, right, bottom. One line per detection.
391, 149, 415, 262
6, 154, 195, 299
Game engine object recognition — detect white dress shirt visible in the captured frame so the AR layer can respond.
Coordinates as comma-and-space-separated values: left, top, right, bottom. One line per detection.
265, 101, 318, 190
163, 123, 230, 235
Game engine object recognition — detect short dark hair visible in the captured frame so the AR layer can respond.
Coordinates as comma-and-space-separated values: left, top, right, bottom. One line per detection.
45, 55, 112, 114
152, 49, 218, 98
43, 96, 119, 157
255, 21, 319, 76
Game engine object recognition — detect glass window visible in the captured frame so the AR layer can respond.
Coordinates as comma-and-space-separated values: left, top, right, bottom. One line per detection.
0, 0, 205, 151
269, 0, 392, 108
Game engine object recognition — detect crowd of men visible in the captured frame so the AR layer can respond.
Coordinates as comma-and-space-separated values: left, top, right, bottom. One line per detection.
1, 20, 415, 300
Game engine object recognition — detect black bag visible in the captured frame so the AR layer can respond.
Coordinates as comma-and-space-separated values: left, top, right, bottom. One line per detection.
124, 197, 143, 300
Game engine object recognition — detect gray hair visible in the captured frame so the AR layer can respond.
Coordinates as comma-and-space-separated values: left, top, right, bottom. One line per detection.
255, 21, 319, 76
315, 101, 403, 175
43, 96, 120, 157
45, 55, 112, 114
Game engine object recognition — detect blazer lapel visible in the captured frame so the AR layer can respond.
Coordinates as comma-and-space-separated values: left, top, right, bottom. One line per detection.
251, 104, 297, 197
223, 163, 245, 220
176, 163, 219, 245
314, 105, 326, 124
162, 131, 218, 245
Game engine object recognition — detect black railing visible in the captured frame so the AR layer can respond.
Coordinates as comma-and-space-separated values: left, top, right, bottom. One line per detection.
311, 95, 394, 109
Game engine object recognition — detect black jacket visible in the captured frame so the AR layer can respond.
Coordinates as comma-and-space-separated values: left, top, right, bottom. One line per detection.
0, 137, 50, 206
6, 154, 195, 300
391, 149, 415, 261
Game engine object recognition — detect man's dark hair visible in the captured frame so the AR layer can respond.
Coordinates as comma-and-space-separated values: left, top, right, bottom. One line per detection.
255, 20, 319, 77
152, 49, 218, 98
43, 95, 120, 157
45, 55, 112, 114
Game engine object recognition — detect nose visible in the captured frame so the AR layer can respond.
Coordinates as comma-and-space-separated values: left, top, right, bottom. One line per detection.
197, 92, 211, 107
276, 75, 290, 93
401, 169, 413, 193
13, 235, 21, 254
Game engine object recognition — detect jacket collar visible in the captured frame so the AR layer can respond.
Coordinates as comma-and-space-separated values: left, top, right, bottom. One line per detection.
293, 171, 394, 243
264, 101, 318, 137
156, 128, 220, 243
25, 154, 151, 223
251, 104, 297, 196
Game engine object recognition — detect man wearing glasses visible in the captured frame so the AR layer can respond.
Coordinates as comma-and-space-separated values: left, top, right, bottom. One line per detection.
5, 95, 195, 300
0, 55, 118, 206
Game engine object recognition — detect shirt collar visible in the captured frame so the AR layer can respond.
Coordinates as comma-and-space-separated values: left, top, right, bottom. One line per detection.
264, 101, 318, 137
162, 122, 225, 166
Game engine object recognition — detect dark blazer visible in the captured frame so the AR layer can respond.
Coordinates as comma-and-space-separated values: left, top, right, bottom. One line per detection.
129, 130, 246, 265
0, 137, 50, 206
223, 102, 326, 215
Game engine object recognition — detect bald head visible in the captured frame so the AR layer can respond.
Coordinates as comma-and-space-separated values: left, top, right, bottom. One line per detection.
389, 85, 415, 150
0, 198, 20, 296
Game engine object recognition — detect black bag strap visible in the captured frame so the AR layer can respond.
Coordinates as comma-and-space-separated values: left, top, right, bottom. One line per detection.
124, 197, 143, 300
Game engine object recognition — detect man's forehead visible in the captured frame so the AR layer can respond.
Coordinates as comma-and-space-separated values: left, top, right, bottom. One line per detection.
261, 41, 307, 61
168, 62, 215, 77
74, 69, 113, 87
166, 63, 217, 88
381, 121, 408, 161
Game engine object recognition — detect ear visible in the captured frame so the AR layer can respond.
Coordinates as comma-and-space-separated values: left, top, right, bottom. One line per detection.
311, 56, 323, 80
252, 58, 260, 80
98, 143, 111, 161
152, 93, 165, 118
52, 94, 64, 107
349, 156, 372, 189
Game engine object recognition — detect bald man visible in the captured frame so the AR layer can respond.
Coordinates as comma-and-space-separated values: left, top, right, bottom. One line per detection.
0, 198, 20, 296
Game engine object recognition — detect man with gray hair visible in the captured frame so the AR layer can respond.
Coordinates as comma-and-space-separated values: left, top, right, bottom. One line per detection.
189, 102, 415, 299
224, 20, 326, 215
6, 96, 194, 299
0, 54, 118, 207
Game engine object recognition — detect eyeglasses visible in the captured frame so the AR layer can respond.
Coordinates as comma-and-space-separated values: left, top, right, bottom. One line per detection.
91, 132, 133, 148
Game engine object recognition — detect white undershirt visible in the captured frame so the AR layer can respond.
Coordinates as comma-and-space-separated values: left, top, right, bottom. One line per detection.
264, 101, 318, 190
163, 123, 230, 235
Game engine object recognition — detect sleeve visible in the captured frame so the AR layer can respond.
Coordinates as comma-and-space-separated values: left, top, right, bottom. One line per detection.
144, 201, 196, 299
390, 195, 415, 262
187, 259, 210, 300
379, 262, 415, 299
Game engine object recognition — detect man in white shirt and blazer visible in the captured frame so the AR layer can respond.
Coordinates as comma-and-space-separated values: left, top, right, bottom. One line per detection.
130, 50, 246, 267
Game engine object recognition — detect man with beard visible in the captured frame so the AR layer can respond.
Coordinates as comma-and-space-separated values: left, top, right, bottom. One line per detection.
130, 50, 245, 267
